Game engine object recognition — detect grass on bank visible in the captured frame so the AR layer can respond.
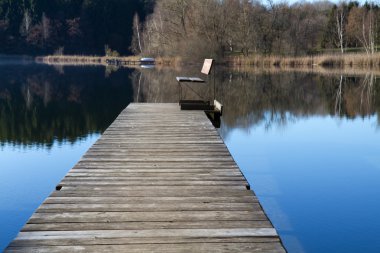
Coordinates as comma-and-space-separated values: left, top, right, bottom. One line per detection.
35, 55, 181, 66
36, 52, 380, 70
227, 52, 380, 68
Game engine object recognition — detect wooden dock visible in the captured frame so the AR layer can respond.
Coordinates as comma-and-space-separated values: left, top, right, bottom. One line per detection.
6, 103, 286, 252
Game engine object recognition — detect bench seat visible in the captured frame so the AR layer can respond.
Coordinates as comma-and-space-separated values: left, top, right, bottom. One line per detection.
176, 77, 205, 82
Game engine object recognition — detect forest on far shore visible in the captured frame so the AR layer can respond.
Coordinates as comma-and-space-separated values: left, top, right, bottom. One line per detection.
0, 0, 154, 55
0, 0, 379, 58
133, 0, 380, 60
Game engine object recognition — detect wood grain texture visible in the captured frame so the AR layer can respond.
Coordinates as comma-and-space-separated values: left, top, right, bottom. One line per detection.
6, 243, 286, 253
5, 103, 285, 252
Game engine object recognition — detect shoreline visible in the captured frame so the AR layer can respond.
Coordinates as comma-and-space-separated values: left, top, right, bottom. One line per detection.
228, 64, 380, 77
33, 53, 380, 71
35, 55, 180, 66
226, 52, 380, 69
35, 55, 138, 66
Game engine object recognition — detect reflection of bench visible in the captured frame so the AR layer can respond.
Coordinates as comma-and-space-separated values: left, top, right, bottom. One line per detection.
176, 59, 213, 83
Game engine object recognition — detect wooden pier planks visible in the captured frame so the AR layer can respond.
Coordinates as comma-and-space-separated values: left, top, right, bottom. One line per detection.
6, 103, 286, 253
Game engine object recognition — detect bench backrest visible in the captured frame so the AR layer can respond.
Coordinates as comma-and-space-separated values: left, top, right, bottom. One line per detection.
201, 59, 214, 75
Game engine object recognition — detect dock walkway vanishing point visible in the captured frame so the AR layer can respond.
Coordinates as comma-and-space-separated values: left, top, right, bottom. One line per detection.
6, 103, 286, 252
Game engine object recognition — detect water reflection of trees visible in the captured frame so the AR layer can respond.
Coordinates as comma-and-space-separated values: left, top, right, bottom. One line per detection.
130, 67, 188, 103
217, 70, 379, 132
3, 65, 377, 147
0, 65, 133, 147
132, 68, 380, 133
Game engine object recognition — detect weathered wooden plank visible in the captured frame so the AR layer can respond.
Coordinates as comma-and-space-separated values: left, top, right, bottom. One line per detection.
59, 185, 247, 191
88, 145, 228, 149
36, 202, 260, 212
87, 147, 229, 151
59, 180, 246, 187
43, 196, 257, 204
28, 211, 267, 223
5, 242, 286, 253
51, 189, 253, 198
62, 176, 245, 181
79, 158, 235, 163
75, 161, 239, 168
16, 228, 277, 240
66, 172, 243, 177
102, 130, 219, 134
93, 141, 225, 145
9, 237, 280, 247
22, 220, 271, 232
89, 143, 231, 149
101, 135, 219, 139
104, 128, 217, 132
68, 168, 241, 174
100, 135, 221, 140
82, 152, 232, 158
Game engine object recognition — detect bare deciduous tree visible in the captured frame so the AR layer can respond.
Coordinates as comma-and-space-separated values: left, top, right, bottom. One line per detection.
42, 12, 50, 41
347, 5, 377, 54
336, 3, 346, 54
131, 13, 143, 54
138, 0, 380, 58
20, 9, 32, 37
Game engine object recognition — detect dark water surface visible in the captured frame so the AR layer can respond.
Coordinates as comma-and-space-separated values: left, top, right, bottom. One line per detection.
0, 63, 379, 252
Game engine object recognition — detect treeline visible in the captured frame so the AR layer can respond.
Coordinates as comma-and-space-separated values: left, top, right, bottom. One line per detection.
0, 0, 154, 55
1, 0, 379, 58
134, 0, 380, 59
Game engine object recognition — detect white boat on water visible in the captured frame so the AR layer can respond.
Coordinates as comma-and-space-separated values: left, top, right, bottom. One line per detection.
140, 57, 155, 68
140, 57, 155, 63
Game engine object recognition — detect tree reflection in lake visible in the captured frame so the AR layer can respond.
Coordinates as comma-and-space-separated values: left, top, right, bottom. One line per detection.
131, 67, 379, 135
0, 64, 134, 148
1, 64, 378, 146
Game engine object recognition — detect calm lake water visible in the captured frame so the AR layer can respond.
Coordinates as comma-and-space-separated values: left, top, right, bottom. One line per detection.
0, 63, 379, 252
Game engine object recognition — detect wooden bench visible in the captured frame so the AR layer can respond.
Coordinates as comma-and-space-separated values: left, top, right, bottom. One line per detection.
177, 59, 222, 119
176, 59, 213, 83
